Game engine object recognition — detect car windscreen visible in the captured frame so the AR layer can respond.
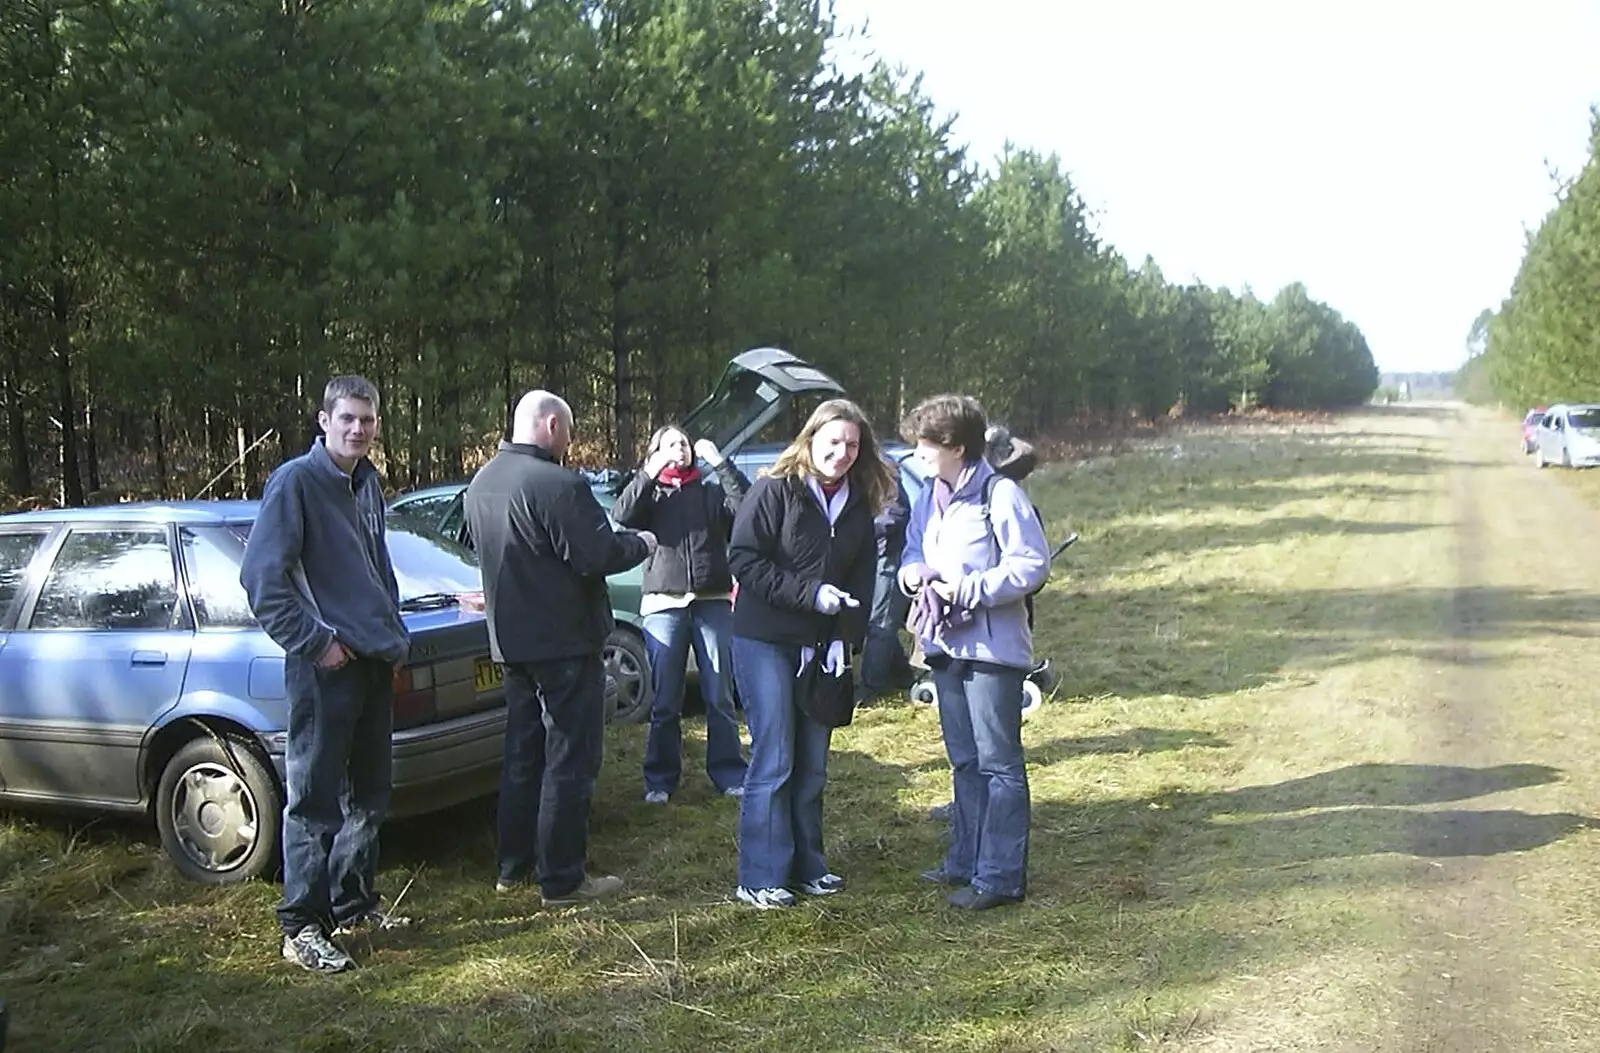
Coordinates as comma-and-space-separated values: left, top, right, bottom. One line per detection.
1567, 409, 1600, 431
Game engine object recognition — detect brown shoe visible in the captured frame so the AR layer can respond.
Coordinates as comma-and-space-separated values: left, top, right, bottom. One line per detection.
542, 873, 624, 907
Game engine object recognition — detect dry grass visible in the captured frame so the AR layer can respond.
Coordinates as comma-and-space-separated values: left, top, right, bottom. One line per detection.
5, 404, 1600, 1052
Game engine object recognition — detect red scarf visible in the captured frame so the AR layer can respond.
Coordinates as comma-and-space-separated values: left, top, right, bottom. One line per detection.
819, 477, 844, 498
658, 463, 702, 488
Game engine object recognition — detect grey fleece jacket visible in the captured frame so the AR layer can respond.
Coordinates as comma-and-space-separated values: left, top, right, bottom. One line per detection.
240, 439, 410, 663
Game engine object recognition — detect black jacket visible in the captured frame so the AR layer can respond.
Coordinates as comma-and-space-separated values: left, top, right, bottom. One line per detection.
727, 474, 877, 649
611, 461, 749, 596
463, 441, 651, 663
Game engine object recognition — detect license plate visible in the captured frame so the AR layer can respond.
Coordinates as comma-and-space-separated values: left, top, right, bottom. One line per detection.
474, 658, 503, 693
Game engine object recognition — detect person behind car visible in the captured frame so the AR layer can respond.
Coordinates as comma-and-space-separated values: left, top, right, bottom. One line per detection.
240, 375, 412, 974
611, 425, 751, 802
463, 390, 657, 906
725, 399, 893, 909
857, 461, 916, 701
899, 394, 1049, 911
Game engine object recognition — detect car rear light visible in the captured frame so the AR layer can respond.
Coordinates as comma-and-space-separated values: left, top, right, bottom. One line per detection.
391, 665, 439, 729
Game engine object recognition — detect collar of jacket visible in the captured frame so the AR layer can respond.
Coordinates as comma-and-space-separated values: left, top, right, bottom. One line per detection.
787, 472, 862, 515
309, 437, 378, 490
943, 457, 996, 502
497, 440, 559, 463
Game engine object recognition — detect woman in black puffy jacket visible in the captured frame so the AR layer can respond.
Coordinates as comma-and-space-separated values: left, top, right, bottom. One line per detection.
724, 399, 894, 909
613, 426, 751, 802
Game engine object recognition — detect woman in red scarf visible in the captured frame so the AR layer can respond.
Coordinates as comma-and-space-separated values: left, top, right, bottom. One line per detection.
612, 426, 752, 802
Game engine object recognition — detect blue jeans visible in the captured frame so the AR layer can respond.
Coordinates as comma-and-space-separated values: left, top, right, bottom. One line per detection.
731, 635, 833, 890
278, 655, 394, 936
643, 600, 747, 794
495, 655, 606, 898
931, 658, 1030, 900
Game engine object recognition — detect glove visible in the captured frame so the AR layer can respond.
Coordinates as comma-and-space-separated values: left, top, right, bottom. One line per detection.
899, 562, 936, 593
693, 438, 726, 466
822, 639, 847, 676
813, 583, 859, 615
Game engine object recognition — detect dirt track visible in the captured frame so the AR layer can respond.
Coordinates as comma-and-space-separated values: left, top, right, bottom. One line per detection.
1334, 405, 1600, 1051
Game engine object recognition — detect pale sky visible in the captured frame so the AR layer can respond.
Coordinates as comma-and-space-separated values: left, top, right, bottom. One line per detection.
827, 0, 1600, 374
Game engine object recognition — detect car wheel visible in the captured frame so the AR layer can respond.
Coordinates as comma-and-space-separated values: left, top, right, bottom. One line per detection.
155, 734, 281, 885
604, 628, 653, 724
1563, 445, 1572, 468
1020, 679, 1045, 721
1535, 445, 1548, 469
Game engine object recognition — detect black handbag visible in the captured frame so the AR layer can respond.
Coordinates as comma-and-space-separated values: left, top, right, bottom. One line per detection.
794, 640, 856, 729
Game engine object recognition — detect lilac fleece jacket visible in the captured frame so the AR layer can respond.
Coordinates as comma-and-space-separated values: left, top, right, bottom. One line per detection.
900, 458, 1049, 670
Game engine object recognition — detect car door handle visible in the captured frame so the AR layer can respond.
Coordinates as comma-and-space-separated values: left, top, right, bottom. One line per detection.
131, 650, 168, 667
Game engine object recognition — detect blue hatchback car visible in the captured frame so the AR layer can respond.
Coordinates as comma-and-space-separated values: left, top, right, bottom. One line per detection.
0, 501, 504, 885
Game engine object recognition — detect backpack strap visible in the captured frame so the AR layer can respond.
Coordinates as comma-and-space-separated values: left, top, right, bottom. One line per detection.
981, 473, 1003, 567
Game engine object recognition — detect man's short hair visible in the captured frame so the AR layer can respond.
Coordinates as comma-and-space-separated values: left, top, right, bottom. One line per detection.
901, 394, 987, 460
322, 376, 380, 415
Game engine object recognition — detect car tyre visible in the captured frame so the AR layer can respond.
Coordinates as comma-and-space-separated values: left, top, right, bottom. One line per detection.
604, 628, 653, 724
1535, 445, 1548, 469
155, 734, 281, 885
1020, 679, 1045, 721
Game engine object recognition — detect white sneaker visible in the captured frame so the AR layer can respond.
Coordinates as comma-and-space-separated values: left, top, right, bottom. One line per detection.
722, 785, 745, 798
735, 886, 797, 910
644, 790, 670, 804
542, 873, 625, 907
282, 925, 354, 973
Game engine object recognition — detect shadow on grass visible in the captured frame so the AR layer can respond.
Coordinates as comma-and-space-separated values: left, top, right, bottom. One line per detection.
4, 744, 1593, 1053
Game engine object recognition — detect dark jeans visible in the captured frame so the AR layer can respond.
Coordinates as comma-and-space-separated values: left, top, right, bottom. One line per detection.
642, 600, 747, 794
278, 655, 394, 936
496, 654, 606, 898
731, 635, 833, 890
930, 657, 1030, 900
860, 557, 914, 692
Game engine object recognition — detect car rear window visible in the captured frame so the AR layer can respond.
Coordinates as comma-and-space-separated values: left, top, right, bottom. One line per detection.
180, 527, 258, 628
1568, 410, 1600, 430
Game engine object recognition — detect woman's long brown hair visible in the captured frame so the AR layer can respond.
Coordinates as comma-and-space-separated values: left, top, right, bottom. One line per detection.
766, 398, 894, 515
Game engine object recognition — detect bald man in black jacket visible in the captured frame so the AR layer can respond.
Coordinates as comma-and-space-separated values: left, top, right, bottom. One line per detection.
465, 390, 656, 905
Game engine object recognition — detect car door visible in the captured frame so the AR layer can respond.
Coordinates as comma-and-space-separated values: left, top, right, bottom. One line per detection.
0, 523, 194, 807
0, 526, 57, 794
679, 348, 847, 459
1550, 412, 1569, 464
1538, 412, 1559, 460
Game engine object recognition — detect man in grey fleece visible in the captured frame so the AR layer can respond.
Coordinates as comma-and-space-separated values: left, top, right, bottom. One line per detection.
240, 375, 411, 974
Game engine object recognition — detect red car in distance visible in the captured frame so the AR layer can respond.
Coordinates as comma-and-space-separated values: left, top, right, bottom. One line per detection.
1522, 408, 1547, 454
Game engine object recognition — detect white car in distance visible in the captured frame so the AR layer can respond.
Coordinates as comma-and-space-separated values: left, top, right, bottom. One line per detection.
1534, 404, 1600, 469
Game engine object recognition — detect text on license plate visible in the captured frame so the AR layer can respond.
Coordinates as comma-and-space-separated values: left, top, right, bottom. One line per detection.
474, 659, 504, 693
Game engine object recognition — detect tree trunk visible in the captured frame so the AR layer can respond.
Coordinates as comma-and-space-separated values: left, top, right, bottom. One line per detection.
84, 381, 100, 495
609, 213, 633, 468
52, 275, 83, 507
154, 398, 168, 498
4, 339, 31, 497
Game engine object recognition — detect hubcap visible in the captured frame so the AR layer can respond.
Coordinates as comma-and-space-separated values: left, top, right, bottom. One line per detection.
170, 761, 259, 873
604, 642, 644, 717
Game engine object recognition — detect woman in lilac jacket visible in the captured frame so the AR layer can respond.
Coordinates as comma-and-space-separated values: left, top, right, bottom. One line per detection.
898, 395, 1049, 910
